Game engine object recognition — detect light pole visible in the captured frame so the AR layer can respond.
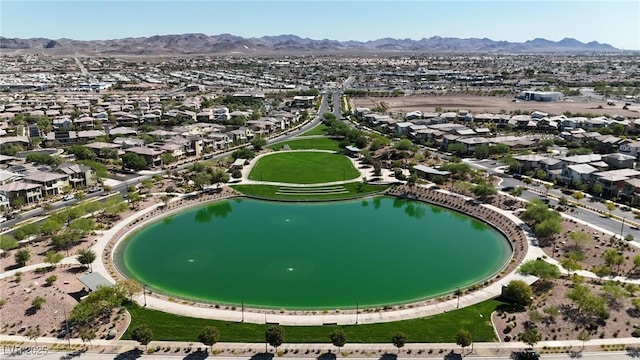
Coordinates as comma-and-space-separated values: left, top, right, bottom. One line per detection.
55, 308, 71, 348
471, 312, 483, 353
456, 288, 460, 309
241, 299, 244, 323
143, 284, 147, 307
355, 301, 359, 325
620, 217, 625, 239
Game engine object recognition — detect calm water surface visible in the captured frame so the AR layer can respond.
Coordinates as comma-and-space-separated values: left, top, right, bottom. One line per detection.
116, 197, 511, 309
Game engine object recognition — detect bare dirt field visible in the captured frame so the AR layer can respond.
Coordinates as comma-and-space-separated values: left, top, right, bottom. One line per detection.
353, 95, 640, 118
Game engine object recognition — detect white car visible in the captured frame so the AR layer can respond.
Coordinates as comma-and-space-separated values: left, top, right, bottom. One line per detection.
63, 195, 75, 201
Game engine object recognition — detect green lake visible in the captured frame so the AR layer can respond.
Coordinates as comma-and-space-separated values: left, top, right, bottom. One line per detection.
115, 197, 512, 309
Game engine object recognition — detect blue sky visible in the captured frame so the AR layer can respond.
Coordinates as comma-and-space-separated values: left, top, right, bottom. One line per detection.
2, 1, 639, 50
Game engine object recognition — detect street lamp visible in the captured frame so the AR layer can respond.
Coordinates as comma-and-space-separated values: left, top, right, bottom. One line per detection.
456, 288, 461, 309
471, 312, 483, 353
143, 284, 147, 307
54, 308, 71, 348
241, 299, 244, 323
620, 217, 626, 239
355, 301, 359, 325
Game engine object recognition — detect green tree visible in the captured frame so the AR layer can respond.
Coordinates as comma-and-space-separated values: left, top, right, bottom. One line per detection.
605, 201, 616, 216
77, 249, 96, 271
455, 329, 472, 353
210, 168, 230, 188
447, 143, 466, 156
251, 137, 267, 151
117, 279, 142, 300
161, 153, 176, 166
122, 152, 148, 171
394, 139, 414, 151
31, 296, 46, 310
577, 330, 590, 349
67, 145, 96, 161
0, 235, 18, 251
518, 259, 561, 282
45, 250, 64, 268
534, 217, 562, 238
40, 218, 63, 235
473, 145, 490, 159
265, 325, 285, 351
503, 280, 534, 309
568, 231, 592, 251
198, 326, 220, 351
15, 249, 30, 267
520, 328, 541, 347
45, 275, 57, 286
231, 147, 255, 160
473, 181, 497, 201
391, 332, 407, 353
330, 329, 347, 354
603, 249, 624, 273
572, 191, 585, 203
509, 186, 524, 197
24, 326, 41, 346
131, 324, 153, 349
79, 327, 96, 348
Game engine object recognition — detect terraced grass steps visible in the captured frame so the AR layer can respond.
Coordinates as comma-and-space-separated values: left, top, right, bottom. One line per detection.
276, 185, 348, 195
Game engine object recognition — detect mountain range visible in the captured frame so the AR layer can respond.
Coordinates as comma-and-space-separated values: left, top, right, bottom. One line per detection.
0, 34, 620, 55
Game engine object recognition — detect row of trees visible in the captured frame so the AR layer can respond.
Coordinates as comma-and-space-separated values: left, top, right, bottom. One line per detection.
130, 323, 408, 355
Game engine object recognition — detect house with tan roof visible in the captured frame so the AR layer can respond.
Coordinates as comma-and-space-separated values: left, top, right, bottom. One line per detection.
57, 163, 96, 188
124, 146, 165, 167
0, 181, 42, 204
22, 171, 69, 196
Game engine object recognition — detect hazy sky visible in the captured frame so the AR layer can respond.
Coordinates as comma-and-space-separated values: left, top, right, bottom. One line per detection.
2, 0, 639, 50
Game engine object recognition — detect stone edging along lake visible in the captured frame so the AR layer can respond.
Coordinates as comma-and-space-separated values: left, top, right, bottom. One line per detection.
104, 184, 526, 318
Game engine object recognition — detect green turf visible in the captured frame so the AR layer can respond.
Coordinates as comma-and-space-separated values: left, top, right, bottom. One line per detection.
248, 152, 359, 184
230, 183, 389, 201
299, 124, 328, 136
123, 298, 506, 343
268, 138, 341, 152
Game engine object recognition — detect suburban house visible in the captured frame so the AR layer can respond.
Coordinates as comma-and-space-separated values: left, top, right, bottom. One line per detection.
561, 164, 598, 184
85, 142, 122, 158
593, 169, 640, 197
0, 168, 23, 185
22, 171, 70, 196
291, 96, 315, 108
57, 163, 96, 188
0, 181, 42, 204
124, 147, 165, 167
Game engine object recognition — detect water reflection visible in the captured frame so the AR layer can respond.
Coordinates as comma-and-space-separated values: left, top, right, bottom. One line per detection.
404, 202, 426, 219
372, 197, 382, 209
361, 200, 369, 207
194, 202, 233, 223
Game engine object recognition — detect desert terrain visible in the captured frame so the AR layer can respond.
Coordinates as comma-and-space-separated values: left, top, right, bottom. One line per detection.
353, 94, 639, 118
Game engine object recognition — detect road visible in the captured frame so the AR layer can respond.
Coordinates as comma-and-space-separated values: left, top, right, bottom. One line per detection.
3, 350, 637, 360
466, 159, 640, 243
0, 94, 330, 234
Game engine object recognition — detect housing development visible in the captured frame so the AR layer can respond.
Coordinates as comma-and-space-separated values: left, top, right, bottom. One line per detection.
0, 45, 639, 360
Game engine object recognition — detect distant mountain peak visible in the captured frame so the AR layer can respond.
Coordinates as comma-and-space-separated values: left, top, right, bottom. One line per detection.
0, 34, 620, 55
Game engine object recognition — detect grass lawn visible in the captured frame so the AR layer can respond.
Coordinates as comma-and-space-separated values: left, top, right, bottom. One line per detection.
123, 298, 507, 343
230, 183, 390, 201
248, 152, 359, 184
268, 137, 341, 152
299, 123, 327, 136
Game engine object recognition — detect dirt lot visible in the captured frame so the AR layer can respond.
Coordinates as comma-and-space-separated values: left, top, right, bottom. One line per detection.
353, 94, 640, 118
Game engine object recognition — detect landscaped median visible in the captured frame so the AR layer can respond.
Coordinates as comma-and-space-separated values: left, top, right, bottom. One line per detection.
230, 183, 389, 201
123, 298, 506, 343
